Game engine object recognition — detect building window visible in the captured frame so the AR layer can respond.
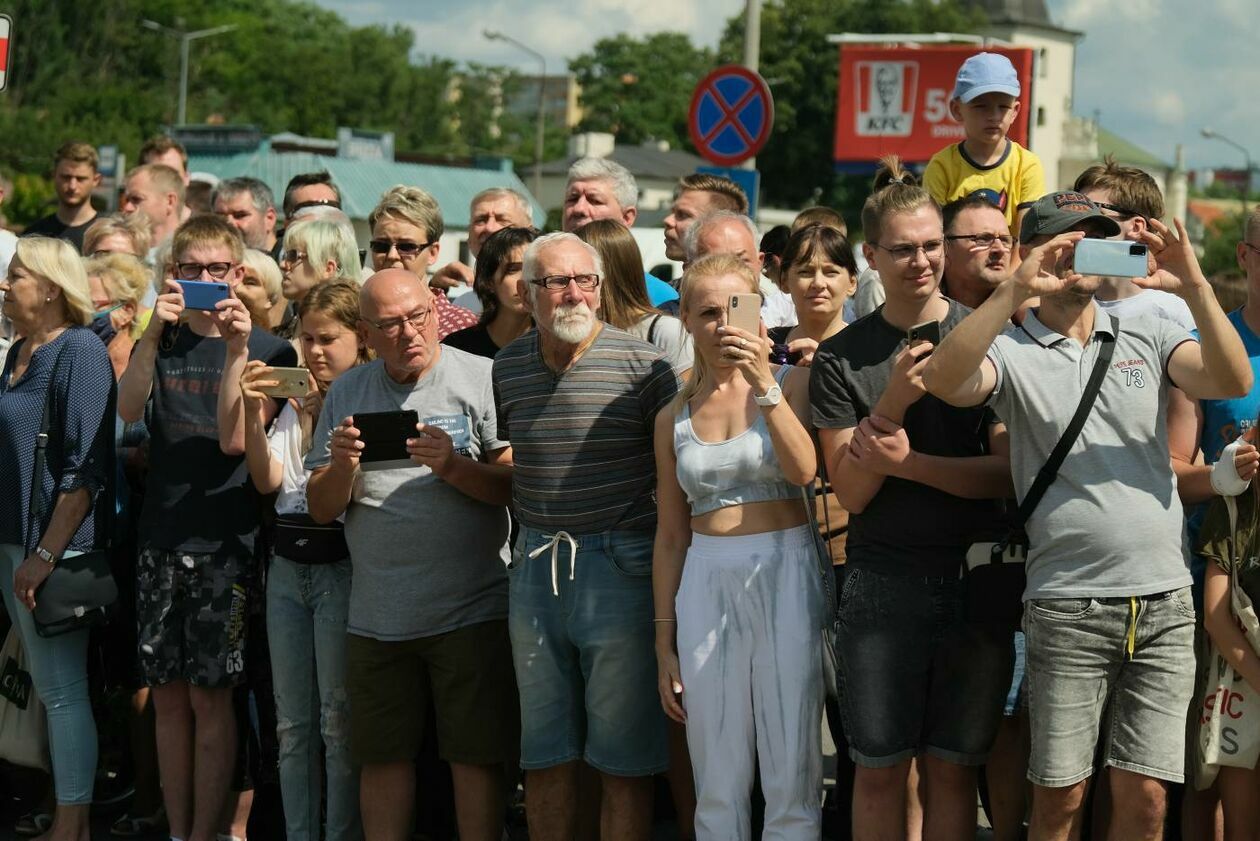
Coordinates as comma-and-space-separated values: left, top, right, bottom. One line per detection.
1039, 48, 1048, 77
1037, 106, 1046, 127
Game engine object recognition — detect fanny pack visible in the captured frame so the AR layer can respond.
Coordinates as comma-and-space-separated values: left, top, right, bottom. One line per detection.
965, 315, 1118, 628
273, 514, 350, 565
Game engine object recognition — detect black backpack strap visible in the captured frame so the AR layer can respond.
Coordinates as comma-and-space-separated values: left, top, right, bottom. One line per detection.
647, 313, 663, 345
1012, 314, 1119, 529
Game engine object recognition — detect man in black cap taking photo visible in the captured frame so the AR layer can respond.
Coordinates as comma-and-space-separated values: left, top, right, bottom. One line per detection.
922, 191, 1252, 841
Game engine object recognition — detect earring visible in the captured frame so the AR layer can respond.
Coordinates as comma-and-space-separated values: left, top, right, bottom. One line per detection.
44, 297, 51, 302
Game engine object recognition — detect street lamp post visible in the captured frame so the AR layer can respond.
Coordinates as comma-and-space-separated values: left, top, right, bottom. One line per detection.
484, 29, 545, 204
1201, 126, 1254, 219
141, 20, 238, 125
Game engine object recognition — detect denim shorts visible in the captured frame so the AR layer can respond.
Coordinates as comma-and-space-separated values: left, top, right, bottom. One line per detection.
836, 566, 1014, 768
508, 526, 667, 776
1023, 587, 1196, 787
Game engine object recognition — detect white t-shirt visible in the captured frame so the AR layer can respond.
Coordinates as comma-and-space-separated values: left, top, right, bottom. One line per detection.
760, 278, 798, 329
268, 400, 311, 517
625, 312, 694, 374
451, 287, 483, 313
1095, 289, 1195, 332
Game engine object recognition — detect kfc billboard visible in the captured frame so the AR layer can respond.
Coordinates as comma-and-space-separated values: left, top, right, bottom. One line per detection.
834, 45, 1034, 167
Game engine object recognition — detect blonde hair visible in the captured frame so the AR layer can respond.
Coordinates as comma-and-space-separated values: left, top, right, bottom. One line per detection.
83, 253, 150, 308
674, 253, 759, 412
127, 163, 186, 207
283, 218, 362, 284
15, 238, 94, 326
172, 214, 245, 264
241, 250, 283, 304
83, 213, 152, 257
368, 185, 444, 241
860, 155, 939, 244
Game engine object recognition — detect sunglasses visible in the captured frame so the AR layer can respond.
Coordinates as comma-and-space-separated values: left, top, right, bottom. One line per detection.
368, 239, 435, 257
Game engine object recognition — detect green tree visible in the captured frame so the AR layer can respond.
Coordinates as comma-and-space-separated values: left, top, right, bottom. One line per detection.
717, 0, 986, 212
1200, 211, 1245, 280
570, 33, 715, 149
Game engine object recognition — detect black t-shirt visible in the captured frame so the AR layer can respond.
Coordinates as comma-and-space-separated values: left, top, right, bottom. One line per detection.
442, 323, 499, 360
809, 299, 1002, 574
22, 211, 98, 254
139, 324, 297, 556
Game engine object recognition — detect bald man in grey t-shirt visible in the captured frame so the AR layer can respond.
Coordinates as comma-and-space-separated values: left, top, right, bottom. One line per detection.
923, 192, 1252, 840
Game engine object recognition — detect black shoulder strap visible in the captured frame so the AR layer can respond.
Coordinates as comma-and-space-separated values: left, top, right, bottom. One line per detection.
1013, 314, 1118, 528
27, 340, 116, 552
647, 313, 663, 345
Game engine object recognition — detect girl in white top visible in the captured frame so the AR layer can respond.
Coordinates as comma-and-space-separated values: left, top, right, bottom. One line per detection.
239, 282, 370, 841
653, 253, 824, 839
578, 218, 694, 376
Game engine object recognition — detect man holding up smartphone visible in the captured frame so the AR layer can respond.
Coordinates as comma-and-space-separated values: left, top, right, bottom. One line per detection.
118, 215, 296, 841
923, 191, 1252, 841
305, 268, 518, 841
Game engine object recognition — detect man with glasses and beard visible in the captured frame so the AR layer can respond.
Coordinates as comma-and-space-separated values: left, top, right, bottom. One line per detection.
941, 194, 1014, 311
305, 267, 519, 841
492, 232, 679, 841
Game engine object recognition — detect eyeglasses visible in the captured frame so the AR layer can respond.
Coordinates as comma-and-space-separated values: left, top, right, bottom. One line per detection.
364, 308, 432, 337
282, 250, 308, 265
945, 233, 1013, 250
369, 239, 435, 257
876, 240, 944, 263
175, 261, 235, 280
1243, 242, 1260, 258
528, 274, 601, 292
1096, 201, 1143, 221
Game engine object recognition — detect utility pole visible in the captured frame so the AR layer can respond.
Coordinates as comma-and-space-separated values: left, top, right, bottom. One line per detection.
742, 0, 762, 172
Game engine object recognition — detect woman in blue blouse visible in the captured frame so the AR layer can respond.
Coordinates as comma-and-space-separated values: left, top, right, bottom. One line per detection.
0, 237, 115, 841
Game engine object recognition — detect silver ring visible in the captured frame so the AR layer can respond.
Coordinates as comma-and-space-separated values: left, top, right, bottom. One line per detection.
740, 338, 747, 349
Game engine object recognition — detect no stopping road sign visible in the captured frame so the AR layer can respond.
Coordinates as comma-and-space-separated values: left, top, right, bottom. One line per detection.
688, 64, 774, 167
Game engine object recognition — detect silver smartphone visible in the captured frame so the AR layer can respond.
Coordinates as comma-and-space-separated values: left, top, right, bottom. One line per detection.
1073, 239, 1149, 278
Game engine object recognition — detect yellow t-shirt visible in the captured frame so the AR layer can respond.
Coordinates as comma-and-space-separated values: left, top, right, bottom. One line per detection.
923, 139, 1046, 228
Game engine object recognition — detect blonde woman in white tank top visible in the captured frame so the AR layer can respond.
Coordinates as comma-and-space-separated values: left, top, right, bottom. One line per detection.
653, 253, 825, 840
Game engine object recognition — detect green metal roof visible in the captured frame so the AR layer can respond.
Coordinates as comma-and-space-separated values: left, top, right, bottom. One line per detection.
187, 150, 543, 227
1095, 128, 1171, 171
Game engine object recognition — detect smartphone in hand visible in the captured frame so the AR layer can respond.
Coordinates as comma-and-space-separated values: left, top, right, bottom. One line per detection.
352, 409, 420, 471
906, 319, 941, 349
176, 280, 231, 311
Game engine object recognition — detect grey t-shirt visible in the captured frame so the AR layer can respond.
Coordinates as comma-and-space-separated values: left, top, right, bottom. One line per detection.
987, 302, 1196, 599
305, 347, 510, 641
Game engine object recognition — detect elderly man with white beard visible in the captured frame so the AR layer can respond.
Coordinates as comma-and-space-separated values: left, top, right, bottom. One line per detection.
491, 232, 681, 841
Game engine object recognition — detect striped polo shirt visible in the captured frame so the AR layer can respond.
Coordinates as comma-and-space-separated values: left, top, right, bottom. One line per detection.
493, 325, 680, 534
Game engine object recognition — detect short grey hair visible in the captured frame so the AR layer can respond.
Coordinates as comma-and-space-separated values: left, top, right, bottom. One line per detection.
212, 176, 275, 214
566, 158, 638, 211
470, 187, 532, 222
521, 231, 604, 305
684, 210, 760, 263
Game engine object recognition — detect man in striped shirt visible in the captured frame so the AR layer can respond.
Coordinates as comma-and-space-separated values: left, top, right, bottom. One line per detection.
492, 232, 679, 840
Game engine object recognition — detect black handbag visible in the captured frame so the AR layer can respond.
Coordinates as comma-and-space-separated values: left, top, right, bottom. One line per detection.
26, 343, 118, 638
965, 315, 1118, 628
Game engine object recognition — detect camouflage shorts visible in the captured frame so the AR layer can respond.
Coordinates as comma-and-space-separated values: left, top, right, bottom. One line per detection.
136, 547, 251, 688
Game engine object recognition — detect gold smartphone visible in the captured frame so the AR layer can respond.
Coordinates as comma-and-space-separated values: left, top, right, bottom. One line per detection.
256, 367, 311, 399
727, 293, 762, 336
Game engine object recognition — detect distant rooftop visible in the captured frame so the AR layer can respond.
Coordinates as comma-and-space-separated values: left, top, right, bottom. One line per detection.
1097, 127, 1171, 171
540, 143, 708, 181
968, 0, 1081, 35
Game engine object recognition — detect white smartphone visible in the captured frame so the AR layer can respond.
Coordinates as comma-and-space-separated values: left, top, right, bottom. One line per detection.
1073, 239, 1149, 278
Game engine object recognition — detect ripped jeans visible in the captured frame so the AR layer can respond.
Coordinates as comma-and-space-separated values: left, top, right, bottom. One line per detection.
266, 555, 361, 841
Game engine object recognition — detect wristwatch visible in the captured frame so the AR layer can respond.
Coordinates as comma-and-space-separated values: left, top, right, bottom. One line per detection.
754, 384, 783, 407
34, 546, 58, 566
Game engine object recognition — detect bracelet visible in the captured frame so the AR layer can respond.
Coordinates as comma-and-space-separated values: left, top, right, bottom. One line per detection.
653, 618, 677, 623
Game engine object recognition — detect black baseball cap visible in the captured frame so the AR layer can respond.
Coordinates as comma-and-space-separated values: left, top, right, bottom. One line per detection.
1018, 191, 1121, 244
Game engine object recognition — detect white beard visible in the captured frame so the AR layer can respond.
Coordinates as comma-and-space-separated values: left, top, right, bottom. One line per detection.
549, 302, 595, 344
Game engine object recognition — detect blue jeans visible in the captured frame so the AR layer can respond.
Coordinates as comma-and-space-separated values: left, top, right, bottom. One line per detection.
0, 543, 96, 804
508, 527, 667, 776
266, 556, 360, 841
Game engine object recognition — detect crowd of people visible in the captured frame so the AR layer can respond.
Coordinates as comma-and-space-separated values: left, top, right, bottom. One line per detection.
3, 49, 1260, 841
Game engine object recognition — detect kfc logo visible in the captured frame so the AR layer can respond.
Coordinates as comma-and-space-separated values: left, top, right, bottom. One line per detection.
855, 61, 918, 137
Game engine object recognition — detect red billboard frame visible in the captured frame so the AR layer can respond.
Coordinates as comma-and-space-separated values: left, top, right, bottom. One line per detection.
834, 45, 1034, 166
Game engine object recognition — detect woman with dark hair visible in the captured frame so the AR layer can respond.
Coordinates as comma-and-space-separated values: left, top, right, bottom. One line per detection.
577, 219, 693, 375
442, 226, 537, 359
768, 224, 860, 367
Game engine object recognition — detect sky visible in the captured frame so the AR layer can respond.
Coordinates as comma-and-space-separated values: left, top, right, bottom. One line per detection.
311, 0, 1258, 170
